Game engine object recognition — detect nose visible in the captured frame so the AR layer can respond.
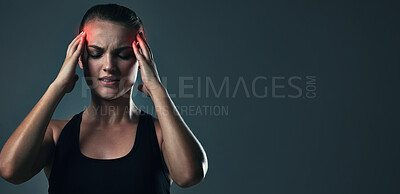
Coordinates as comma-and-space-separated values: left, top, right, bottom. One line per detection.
103, 54, 117, 72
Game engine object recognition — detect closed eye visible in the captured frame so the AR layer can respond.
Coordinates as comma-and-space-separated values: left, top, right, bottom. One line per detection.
119, 55, 134, 60
89, 54, 102, 59
89, 54, 133, 60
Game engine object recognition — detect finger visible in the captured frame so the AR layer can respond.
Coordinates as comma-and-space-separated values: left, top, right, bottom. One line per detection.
136, 33, 150, 60
132, 39, 146, 63
71, 32, 85, 55
67, 32, 82, 51
67, 32, 84, 56
138, 32, 153, 59
67, 34, 83, 57
139, 32, 153, 58
73, 32, 86, 57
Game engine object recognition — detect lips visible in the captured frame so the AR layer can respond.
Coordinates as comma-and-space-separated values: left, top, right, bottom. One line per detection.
99, 75, 120, 81
99, 76, 120, 86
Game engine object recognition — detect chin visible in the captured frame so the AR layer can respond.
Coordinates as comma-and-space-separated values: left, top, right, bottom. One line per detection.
94, 87, 132, 100
95, 92, 118, 101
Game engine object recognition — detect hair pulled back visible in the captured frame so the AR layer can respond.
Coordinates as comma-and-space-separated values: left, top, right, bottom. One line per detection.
79, 3, 144, 34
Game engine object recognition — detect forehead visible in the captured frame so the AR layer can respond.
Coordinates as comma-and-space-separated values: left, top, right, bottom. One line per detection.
83, 19, 136, 47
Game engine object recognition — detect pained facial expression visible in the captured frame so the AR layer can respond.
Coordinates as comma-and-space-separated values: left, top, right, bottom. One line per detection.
78, 19, 139, 100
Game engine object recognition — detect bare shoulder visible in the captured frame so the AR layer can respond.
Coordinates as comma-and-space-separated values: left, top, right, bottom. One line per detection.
43, 116, 73, 180
150, 115, 163, 152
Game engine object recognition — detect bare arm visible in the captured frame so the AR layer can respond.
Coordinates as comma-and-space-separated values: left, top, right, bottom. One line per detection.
0, 31, 86, 184
151, 86, 208, 188
132, 32, 208, 188
0, 83, 65, 184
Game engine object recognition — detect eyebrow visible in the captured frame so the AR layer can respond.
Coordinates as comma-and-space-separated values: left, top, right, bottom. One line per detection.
88, 45, 132, 52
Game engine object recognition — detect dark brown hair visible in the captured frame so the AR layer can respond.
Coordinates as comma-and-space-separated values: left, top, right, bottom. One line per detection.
78, 3, 144, 34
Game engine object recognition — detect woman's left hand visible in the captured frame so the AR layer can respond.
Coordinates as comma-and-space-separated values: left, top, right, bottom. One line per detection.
132, 32, 163, 97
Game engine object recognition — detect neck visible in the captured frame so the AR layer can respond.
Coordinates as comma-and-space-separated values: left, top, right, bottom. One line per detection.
83, 89, 141, 125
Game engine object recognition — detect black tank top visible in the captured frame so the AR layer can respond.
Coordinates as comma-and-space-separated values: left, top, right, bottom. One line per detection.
48, 110, 171, 194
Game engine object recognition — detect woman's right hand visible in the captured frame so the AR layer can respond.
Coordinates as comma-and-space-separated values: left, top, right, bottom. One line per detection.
53, 31, 86, 94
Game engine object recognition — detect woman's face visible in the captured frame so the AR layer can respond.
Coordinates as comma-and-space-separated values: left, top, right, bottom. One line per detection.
78, 19, 138, 100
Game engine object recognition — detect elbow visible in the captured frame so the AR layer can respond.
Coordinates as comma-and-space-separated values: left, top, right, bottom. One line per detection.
176, 172, 205, 188
177, 163, 208, 188
0, 169, 20, 185
0, 162, 25, 185
1, 172, 24, 185
175, 149, 209, 188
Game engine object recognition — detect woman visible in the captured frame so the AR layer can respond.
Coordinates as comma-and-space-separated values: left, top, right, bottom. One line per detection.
0, 3, 208, 194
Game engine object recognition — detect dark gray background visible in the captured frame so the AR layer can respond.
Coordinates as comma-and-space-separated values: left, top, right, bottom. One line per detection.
1, 0, 399, 193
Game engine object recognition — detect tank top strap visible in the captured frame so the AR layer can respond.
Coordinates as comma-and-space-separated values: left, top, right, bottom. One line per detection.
138, 112, 158, 152
139, 112, 171, 184
55, 110, 84, 155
